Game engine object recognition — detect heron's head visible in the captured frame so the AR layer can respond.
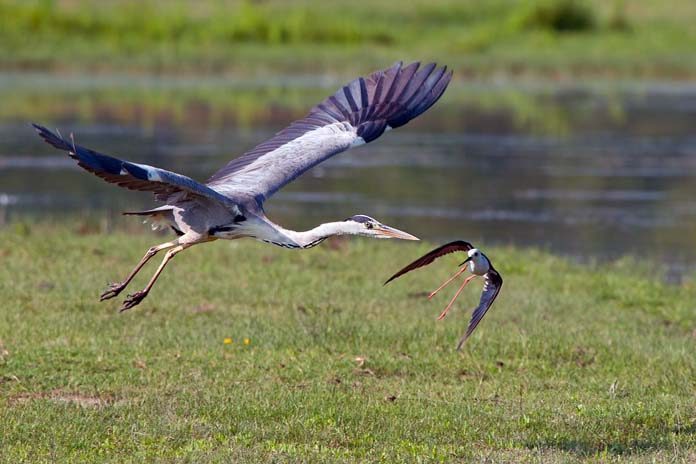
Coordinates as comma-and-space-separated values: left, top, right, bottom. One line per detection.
344, 215, 419, 240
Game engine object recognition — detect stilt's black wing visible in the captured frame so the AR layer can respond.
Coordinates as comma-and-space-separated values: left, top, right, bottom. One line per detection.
384, 240, 473, 285
456, 267, 503, 350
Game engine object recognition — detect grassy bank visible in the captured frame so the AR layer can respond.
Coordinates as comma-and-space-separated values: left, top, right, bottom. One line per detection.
1, 0, 696, 79
0, 225, 694, 462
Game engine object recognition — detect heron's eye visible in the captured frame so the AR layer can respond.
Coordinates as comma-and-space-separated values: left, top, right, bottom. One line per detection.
474, 252, 479, 256
365, 222, 374, 229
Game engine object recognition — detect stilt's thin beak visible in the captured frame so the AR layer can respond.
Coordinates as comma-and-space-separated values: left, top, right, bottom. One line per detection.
375, 224, 420, 240
459, 256, 472, 266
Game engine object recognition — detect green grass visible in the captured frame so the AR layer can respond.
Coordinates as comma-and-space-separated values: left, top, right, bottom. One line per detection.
1, 0, 696, 79
0, 224, 694, 462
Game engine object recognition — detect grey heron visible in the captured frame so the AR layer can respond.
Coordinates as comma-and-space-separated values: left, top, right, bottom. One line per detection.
385, 241, 503, 349
33, 61, 452, 311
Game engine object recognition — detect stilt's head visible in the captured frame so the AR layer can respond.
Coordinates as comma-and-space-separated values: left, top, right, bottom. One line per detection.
460, 248, 490, 275
344, 215, 419, 240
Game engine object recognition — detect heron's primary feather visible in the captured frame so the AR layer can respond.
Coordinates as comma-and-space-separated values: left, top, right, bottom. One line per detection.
206, 61, 452, 204
32, 124, 235, 206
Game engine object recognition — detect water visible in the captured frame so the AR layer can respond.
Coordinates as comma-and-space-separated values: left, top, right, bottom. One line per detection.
2, 74, 696, 270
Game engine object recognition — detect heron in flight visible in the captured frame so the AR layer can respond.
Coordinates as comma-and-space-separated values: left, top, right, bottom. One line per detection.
33, 61, 452, 311
385, 241, 503, 349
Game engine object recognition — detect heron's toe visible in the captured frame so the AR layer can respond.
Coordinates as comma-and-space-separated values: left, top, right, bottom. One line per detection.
119, 291, 148, 312
100, 282, 124, 301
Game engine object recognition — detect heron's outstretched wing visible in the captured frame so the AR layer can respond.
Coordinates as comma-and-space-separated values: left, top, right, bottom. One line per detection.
384, 240, 474, 285
206, 62, 452, 204
33, 124, 234, 205
456, 268, 503, 350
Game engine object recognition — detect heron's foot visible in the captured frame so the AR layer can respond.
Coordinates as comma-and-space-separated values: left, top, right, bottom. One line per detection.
119, 291, 148, 312
100, 282, 126, 301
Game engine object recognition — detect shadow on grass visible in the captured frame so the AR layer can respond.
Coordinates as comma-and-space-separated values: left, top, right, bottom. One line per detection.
527, 440, 657, 457
526, 421, 695, 457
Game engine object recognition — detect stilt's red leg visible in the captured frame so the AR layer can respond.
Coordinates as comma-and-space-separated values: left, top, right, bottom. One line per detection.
428, 267, 468, 300
437, 275, 477, 321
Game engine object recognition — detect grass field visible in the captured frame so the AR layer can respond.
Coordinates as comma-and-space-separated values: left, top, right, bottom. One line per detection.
1, 0, 696, 79
0, 224, 694, 462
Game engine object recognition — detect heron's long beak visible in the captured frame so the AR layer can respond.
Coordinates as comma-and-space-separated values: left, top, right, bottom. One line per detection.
375, 224, 419, 240
459, 256, 472, 266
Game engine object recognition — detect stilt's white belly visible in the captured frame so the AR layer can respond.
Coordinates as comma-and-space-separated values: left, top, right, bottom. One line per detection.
469, 258, 490, 276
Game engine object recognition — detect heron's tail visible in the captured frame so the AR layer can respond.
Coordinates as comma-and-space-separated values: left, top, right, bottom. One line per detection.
123, 206, 181, 234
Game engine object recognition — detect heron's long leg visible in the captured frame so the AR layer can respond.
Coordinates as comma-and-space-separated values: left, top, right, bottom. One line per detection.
437, 275, 477, 321
119, 243, 189, 312
100, 240, 178, 301
428, 267, 468, 300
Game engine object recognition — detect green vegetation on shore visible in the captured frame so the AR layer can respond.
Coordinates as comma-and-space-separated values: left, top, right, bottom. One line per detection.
0, 72, 596, 135
0, 225, 694, 462
1, 0, 696, 79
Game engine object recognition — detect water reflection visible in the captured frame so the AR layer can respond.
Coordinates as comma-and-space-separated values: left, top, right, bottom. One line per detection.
1, 75, 696, 269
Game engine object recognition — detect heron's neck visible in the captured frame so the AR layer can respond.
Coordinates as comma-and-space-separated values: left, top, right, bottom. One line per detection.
274, 221, 355, 249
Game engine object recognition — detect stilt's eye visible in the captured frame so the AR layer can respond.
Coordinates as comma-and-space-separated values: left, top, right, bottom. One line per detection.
365, 222, 374, 229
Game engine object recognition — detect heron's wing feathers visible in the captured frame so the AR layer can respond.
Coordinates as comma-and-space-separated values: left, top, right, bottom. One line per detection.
456, 268, 503, 350
33, 124, 233, 205
206, 62, 452, 203
384, 240, 474, 285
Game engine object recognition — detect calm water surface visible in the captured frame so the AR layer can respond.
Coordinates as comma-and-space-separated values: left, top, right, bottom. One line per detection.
1, 74, 696, 271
